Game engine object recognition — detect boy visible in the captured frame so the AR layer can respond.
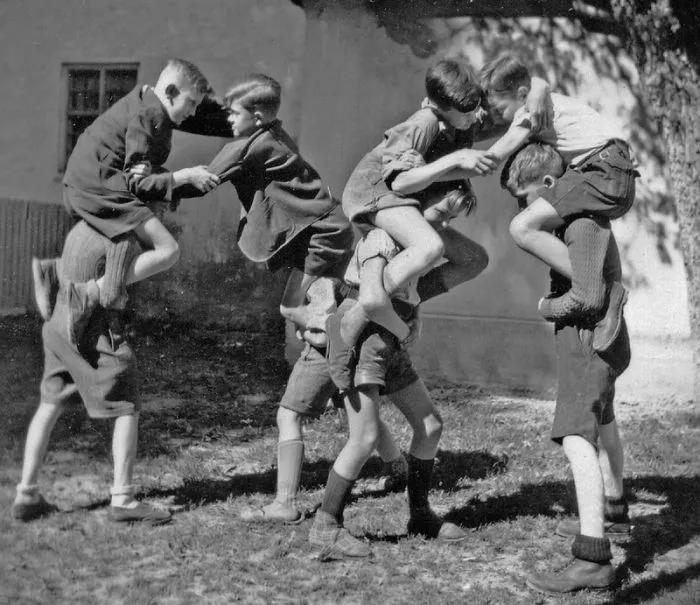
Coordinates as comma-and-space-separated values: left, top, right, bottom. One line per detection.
175, 73, 353, 339
33, 59, 222, 339
12, 221, 171, 525
481, 53, 639, 353
240, 277, 409, 524
501, 142, 631, 595
327, 58, 551, 391
309, 192, 489, 559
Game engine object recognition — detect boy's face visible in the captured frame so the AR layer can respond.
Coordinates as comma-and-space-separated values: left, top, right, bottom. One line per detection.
441, 105, 487, 131
487, 91, 524, 125
227, 102, 260, 137
509, 175, 556, 210
167, 86, 205, 125
423, 195, 463, 228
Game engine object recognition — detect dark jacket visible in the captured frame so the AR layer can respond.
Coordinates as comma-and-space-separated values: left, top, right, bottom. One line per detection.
177, 121, 353, 277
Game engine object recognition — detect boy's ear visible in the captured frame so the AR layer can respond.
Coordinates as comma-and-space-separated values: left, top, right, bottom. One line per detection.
517, 85, 530, 101
543, 174, 556, 188
165, 83, 180, 102
253, 110, 264, 126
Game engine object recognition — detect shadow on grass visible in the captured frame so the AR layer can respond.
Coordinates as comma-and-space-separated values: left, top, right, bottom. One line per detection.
604, 562, 700, 605
620, 475, 700, 574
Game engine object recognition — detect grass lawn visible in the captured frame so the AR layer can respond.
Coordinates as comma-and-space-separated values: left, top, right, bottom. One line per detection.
1, 316, 698, 605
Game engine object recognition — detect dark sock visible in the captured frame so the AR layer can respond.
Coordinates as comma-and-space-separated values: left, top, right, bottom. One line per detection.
407, 454, 434, 514
416, 268, 450, 303
321, 468, 354, 522
605, 496, 629, 522
572, 534, 612, 563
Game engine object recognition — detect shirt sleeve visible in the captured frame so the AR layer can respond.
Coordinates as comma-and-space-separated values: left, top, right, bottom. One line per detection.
381, 112, 439, 187
123, 107, 174, 202
539, 218, 610, 322
176, 96, 233, 138
357, 229, 401, 267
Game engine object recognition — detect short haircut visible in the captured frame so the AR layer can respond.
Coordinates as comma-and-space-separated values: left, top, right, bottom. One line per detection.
165, 58, 212, 95
223, 74, 281, 114
480, 54, 531, 96
425, 59, 484, 113
500, 142, 565, 193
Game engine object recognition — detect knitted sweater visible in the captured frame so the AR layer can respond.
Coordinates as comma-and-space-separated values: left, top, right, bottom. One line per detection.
539, 217, 622, 323
60, 220, 138, 309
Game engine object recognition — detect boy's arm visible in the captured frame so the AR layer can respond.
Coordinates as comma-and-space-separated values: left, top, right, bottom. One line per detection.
176, 96, 233, 138
527, 77, 553, 133
538, 218, 609, 322
486, 122, 532, 164
391, 150, 496, 195
123, 111, 176, 202
359, 256, 411, 341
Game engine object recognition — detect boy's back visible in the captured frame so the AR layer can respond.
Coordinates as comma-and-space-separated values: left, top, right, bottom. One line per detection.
515, 93, 626, 166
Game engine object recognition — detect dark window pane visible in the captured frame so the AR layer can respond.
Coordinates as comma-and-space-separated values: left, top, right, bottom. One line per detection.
104, 69, 138, 107
68, 69, 100, 111
65, 114, 98, 158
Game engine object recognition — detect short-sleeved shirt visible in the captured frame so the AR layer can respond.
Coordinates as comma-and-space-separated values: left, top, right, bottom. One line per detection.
344, 228, 420, 307
342, 106, 477, 226
176, 120, 353, 277
511, 93, 626, 166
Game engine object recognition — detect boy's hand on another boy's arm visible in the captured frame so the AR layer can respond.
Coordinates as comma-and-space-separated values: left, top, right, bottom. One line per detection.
172, 166, 220, 192
449, 149, 498, 176
487, 124, 531, 164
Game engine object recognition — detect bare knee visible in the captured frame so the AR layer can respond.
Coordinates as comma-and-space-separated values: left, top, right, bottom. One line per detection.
358, 288, 391, 321
424, 413, 443, 444
277, 406, 302, 432
509, 214, 534, 249
417, 233, 446, 268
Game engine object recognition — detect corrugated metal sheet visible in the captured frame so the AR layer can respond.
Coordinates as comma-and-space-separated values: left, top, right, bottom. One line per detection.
0, 198, 72, 314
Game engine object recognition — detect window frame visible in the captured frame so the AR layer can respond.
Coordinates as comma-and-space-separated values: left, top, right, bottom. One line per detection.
58, 62, 139, 173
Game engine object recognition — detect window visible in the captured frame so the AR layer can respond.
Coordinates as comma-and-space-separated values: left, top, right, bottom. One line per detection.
61, 63, 139, 170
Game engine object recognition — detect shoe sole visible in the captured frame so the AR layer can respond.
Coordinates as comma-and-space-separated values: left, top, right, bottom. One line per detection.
525, 578, 614, 596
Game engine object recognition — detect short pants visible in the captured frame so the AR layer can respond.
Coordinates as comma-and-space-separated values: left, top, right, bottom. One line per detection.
352, 325, 419, 395
279, 343, 338, 417
40, 298, 140, 419
538, 139, 638, 222
551, 318, 631, 447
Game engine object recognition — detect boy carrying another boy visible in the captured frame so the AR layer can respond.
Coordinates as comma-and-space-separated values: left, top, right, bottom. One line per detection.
33, 58, 223, 339
326, 58, 552, 389
481, 53, 639, 354
308, 190, 489, 559
14, 58, 230, 525
501, 142, 632, 595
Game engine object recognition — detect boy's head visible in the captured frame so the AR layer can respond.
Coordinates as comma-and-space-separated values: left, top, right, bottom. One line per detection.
422, 183, 477, 229
223, 74, 281, 137
155, 58, 212, 125
480, 54, 531, 125
500, 142, 565, 209
425, 59, 486, 131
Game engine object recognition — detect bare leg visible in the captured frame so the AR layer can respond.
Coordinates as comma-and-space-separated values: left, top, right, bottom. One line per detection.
375, 419, 402, 462
562, 435, 605, 538
598, 420, 624, 499
14, 402, 64, 504
387, 379, 442, 459
333, 387, 381, 480
119, 217, 180, 286
509, 197, 572, 279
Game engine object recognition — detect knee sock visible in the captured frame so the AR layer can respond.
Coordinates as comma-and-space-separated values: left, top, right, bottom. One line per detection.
407, 454, 434, 514
605, 496, 629, 522
572, 534, 612, 563
416, 268, 450, 304
275, 439, 304, 509
321, 468, 354, 522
